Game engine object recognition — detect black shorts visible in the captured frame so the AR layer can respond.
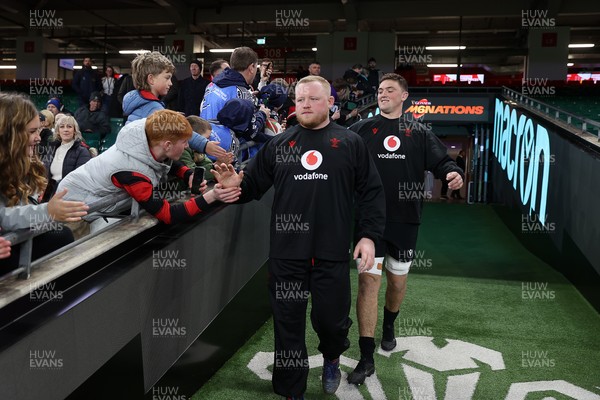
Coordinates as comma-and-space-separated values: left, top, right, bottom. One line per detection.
355, 222, 419, 262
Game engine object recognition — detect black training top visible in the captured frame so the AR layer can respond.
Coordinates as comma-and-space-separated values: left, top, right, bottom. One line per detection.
350, 114, 464, 224
238, 121, 386, 261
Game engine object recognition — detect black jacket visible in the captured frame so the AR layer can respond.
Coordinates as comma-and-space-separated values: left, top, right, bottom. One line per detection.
74, 106, 111, 136
350, 114, 464, 224
178, 75, 209, 116
72, 67, 102, 105
42, 139, 91, 201
237, 122, 385, 261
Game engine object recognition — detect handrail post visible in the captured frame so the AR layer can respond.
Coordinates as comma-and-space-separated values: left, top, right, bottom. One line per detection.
131, 200, 140, 223
17, 237, 34, 280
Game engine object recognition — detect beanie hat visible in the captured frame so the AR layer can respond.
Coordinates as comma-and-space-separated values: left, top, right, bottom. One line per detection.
259, 83, 288, 109
46, 98, 63, 110
217, 98, 254, 132
89, 91, 102, 102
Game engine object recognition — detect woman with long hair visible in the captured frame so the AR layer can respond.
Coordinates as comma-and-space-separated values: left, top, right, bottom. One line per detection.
42, 116, 91, 201
101, 65, 115, 115
0, 93, 89, 270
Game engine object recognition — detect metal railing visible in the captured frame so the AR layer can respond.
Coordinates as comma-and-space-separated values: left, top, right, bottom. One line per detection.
502, 86, 600, 141
1, 192, 138, 280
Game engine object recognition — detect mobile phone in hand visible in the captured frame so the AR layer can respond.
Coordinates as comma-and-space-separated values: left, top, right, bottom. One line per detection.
191, 166, 205, 195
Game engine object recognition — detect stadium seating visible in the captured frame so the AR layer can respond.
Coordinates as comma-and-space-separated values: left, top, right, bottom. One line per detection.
99, 118, 124, 153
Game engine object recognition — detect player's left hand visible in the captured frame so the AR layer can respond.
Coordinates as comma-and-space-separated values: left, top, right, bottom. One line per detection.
353, 237, 375, 273
446, 171, 463, 190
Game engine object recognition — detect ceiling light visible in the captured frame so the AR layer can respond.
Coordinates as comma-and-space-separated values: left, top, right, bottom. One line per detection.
0, 65, 16, 69
426, 46, 466, 50
312, 47, 317, 51
568, 44, 594, 48
119, 50, 150, 54
209, 49, 235, 53
567, 63, 574, 66
73, 66, 98, 69
427, 64, 462, 68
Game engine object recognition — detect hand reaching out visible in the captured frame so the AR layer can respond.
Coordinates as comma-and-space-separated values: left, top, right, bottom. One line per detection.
0, 231, 11, 259
216, 152, 234, 165
47, 189, 89, 222
206, 141, 227, 159
211, 163, 244, 188
212, 183, 241, 203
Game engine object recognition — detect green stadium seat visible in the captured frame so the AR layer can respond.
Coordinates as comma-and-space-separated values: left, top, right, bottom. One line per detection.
99, 118, 124, 153
100, 132, 118, 153
82, 132, 102, 150
109, 118, 124, 135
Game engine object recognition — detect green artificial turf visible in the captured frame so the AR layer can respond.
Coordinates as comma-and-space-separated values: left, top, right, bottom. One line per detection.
193, 203, 600, 400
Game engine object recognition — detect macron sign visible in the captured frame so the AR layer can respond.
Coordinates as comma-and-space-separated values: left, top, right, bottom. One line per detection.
493, 99, 550, 225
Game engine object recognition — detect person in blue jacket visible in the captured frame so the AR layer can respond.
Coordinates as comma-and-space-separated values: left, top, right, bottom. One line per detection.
122, 51, 228, 160
201, 47, 271, 159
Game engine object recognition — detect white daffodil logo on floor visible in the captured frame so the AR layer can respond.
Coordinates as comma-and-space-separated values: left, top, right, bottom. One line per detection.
247, 336, 600, 400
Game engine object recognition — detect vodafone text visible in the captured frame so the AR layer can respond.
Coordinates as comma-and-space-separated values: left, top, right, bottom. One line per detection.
293, 172, 328, 180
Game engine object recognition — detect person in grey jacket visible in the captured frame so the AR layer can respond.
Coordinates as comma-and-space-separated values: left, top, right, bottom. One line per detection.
57, 109, 240, 224
0, 93, 88, 270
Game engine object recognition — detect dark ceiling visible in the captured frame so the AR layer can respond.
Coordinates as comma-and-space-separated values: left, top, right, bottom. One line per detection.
0, 0, 599, 75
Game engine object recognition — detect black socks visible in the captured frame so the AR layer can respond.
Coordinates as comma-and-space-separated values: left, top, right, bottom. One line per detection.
382, 306, 399, 341
358, 336, 376, 362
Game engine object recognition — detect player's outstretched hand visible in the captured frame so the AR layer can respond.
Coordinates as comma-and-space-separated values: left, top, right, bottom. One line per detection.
211, 163, 244, 188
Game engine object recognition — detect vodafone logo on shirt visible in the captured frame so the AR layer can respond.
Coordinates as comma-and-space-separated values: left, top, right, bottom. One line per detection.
383, 135, 401, 151
294, 150, 328, 180
300, 150, 323, 170
378, 135, 406, 160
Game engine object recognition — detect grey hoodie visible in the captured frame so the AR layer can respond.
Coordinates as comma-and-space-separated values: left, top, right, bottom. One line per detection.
0, 195, 49, 232
58, 118, 171, 215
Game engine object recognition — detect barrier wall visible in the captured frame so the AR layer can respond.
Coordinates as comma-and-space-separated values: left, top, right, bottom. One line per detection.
491, 98, 600, 308
0, 192, 272, 399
